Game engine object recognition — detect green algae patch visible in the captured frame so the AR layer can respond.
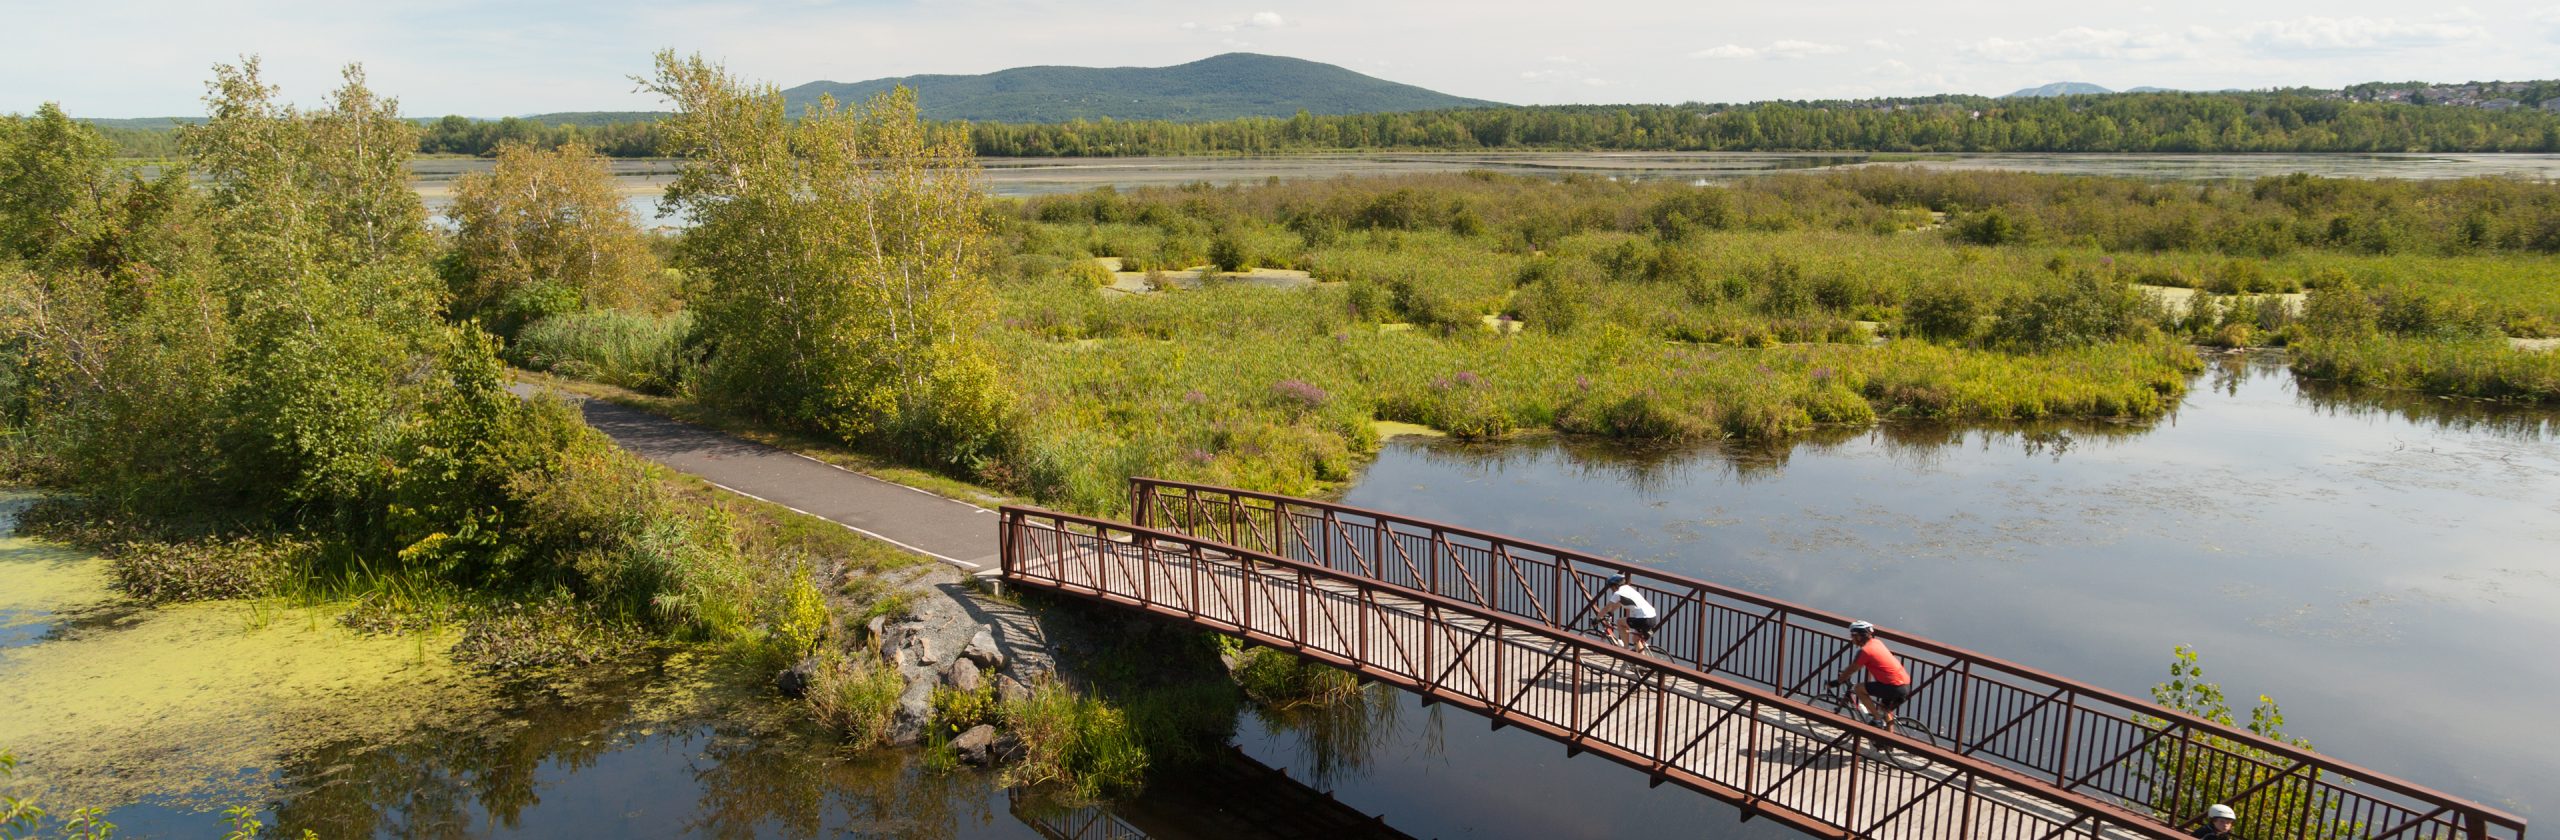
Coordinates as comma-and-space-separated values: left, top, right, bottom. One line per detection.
0, 536, 112, 623
1370, 420, 1447, 439
0, 574, 500, 810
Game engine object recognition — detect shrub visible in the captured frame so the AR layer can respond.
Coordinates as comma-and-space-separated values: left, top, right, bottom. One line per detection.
1986, 272, 2150, 351
809, 650, 908, 746
1207, 233, 1251, 273
1232, 646, 1362, 709
1003, 680, 1148, 797
2299, 281, 2378, 338
1953, 209, 2021, 246
931, 684, 1001, 737
1903, 281, 1983, 342
107, 535, 308, 604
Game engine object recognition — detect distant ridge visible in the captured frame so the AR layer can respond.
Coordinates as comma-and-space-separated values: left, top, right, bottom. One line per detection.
2004, 82, 2116, 98
781, 52, 1505, 123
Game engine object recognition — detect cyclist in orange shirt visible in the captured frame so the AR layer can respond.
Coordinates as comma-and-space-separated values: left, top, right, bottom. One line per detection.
1827, 620, 1912, 728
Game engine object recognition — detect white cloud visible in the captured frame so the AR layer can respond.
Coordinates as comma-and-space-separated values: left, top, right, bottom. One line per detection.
1694, 39, 1842, 60
2223, 16, 2481, 51
1765, 39, 1845, 59
1960, 26, 2200, 63
1248, 11, 1285, 28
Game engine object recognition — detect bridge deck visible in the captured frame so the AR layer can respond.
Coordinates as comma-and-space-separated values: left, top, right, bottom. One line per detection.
1003, 507, 2179, 840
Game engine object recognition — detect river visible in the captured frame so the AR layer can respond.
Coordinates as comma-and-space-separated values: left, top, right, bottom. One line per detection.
407, 151, 2560, 229
10, 352, 2548, 838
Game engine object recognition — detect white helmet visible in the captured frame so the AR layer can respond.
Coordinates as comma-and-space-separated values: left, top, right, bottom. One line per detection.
1847, 620, 1875, 636
2206, 804, 2237, 821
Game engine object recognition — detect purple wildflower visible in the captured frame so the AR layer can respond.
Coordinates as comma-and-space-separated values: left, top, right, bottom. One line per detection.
1271, 379, 1330, 409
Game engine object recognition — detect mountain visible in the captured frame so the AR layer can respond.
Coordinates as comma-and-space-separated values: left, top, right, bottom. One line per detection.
2003, 82, 2116, 98
780, 53, 1505, 123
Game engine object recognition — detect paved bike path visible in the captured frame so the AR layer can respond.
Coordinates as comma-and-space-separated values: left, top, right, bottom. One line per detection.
510, 385, 1001, 570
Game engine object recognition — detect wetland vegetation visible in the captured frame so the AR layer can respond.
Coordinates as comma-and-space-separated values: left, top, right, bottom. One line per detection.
6, 48, 2559, 836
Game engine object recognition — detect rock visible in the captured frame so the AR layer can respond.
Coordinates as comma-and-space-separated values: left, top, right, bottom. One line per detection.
866, 616, 888, 650
945, 657, 982, 693
905, 635, 938, 668
995, 674, 1033, 706
773, 655, 823, 700
961, 627, 1005, 671
888, 678, 934, 746
951, 724, 1001, 765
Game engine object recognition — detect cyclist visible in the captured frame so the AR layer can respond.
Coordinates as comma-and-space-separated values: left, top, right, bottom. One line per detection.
1591, 573, 1659, 654
1827, 620, 1911, 728
2194, 804, 2237, 839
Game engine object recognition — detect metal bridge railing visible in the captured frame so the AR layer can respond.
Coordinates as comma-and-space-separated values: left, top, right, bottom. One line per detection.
1126, 478, 2525, 840
1003, 505, 2193, 840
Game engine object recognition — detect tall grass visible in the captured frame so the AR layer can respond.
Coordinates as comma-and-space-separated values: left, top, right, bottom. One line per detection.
2291, 336, 2560, 404
508, 309, 694, 394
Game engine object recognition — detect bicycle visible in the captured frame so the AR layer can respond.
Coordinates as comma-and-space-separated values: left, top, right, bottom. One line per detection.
1803, 682, 1942, 773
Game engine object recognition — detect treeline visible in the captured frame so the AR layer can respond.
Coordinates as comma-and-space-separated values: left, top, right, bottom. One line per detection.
89, 90, 2560, 159
416, 114, 662, 157
967, 93, 2560, 156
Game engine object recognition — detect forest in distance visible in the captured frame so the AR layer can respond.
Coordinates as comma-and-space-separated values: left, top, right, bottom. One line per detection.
86, 87, 2560, 159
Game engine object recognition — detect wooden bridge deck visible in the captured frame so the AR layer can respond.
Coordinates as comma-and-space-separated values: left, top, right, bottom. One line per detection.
1002, 507, 2180, 840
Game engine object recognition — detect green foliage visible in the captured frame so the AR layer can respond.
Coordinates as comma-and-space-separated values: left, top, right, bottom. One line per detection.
1953, 208, 2022, 246
930, 684, 1001, 736
444, 141, 666, 334
507, 309, 695, 394
1, 750, 117, 840
1231, 647, 1361, 710
107, 534, 310, 604
806, 649, 907, 746
2290, 335, 2559, 404
650, 52, 1012, 467
1985, 272, 2154, 351
1903, 280, 1983, 341
1000, 680, 1149, 798
2143, 647, 2353, 840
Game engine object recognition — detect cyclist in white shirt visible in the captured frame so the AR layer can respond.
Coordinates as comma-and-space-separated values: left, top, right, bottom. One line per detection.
1593, 573, 1659, 653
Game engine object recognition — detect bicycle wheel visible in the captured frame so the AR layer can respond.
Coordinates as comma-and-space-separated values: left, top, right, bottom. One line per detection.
1878, 718, 1941, 772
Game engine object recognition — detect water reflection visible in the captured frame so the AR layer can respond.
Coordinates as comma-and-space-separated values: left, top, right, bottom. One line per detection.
1338, 353, 2560, 816
1244, 683, 1418, 790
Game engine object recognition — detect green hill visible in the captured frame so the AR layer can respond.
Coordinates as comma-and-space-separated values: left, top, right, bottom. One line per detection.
781, 52, 1505, 122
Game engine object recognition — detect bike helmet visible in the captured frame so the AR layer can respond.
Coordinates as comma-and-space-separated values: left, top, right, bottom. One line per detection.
1605, 572, 1627, 587
2206, 804, 2236, 821
1847, 620, 1875, 636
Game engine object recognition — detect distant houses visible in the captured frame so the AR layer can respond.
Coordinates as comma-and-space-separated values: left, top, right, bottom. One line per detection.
2544, 99, 2560, 113
2481, 98, 2521, 111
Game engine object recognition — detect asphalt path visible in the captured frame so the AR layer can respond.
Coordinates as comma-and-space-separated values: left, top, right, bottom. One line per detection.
511, 385, 1001, 570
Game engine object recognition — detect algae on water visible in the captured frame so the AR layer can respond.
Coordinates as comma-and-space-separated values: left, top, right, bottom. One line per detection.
0, 502, 501, 810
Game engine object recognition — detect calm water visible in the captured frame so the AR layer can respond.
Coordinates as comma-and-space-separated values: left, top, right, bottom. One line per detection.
54, 354, 2559, 837
1336, 353, 2560, 819
406, 151, 2560, 229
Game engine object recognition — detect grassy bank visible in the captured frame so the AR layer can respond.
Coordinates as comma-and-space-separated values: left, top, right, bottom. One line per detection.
2290, 336, 2560, 404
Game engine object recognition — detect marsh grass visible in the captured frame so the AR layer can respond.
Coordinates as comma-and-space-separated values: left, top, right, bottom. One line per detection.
806, 648, 906, 746
1231, 646, 1362, 710
507, 309, 694, 394
2291, 336, 2560, 404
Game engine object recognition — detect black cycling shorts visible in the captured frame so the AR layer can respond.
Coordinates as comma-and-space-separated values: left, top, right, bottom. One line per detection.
1626, 615, 1660, 634
1865, 681, 1911, 710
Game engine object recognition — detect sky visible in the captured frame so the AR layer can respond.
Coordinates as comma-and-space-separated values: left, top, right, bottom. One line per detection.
11, 0, 2560, 118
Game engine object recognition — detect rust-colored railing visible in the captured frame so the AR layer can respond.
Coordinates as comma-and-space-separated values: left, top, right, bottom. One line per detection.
1127, 478, 2526, 840
1003, 505, 2193, 840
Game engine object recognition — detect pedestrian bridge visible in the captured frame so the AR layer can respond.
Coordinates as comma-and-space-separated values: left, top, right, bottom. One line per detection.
994, 478, 2524, 840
